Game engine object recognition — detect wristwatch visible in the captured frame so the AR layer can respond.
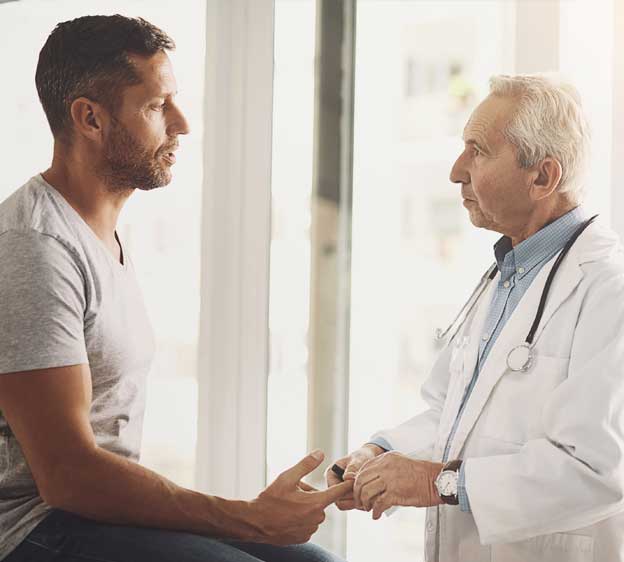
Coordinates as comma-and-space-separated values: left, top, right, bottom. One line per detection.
434, 459, 462, 505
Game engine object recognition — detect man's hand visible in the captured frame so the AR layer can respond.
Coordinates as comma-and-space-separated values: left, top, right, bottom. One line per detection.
352, 451, 444, 519
325, 444, 385, 511
246, 450, 353, 545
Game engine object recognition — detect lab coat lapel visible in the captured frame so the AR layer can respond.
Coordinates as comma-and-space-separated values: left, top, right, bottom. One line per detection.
446, 252, 584, 460
435, 276, 496, 456
460, 278, 496, 388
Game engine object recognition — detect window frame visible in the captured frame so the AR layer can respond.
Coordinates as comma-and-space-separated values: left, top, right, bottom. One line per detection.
196, 0, 275, 499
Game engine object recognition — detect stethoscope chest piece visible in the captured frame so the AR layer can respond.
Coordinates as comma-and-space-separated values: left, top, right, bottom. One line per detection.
506, 343, 533, 372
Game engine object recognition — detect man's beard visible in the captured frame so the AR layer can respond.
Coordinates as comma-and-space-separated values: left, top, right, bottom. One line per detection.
98, 117, 173, 193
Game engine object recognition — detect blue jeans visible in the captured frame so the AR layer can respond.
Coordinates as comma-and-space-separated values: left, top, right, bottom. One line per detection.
4, 510, 345, 562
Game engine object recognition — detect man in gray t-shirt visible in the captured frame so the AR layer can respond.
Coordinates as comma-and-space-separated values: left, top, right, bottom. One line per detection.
0, 14, 351, 562
0, 174, 155, 558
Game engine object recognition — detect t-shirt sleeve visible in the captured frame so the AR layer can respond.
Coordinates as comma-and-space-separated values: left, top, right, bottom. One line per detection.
0, 229, 89, 374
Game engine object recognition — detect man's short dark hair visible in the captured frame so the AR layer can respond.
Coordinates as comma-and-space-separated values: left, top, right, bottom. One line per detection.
35, 14, 175, 143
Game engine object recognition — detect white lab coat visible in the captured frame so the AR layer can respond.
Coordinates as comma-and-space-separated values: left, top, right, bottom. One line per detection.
371, 221, 624, 562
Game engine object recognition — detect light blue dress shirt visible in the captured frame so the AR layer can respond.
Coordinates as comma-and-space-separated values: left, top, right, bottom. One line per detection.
370, 207, 586, 512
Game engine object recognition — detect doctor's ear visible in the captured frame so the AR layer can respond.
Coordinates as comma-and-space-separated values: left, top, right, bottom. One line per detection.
528, 157, 563, 201
69, 97, 104, 142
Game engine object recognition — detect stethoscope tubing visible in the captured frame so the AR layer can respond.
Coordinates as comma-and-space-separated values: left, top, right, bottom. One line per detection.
438, 214, 598, 371
436, 262, 498, 342
523, 214, 598, 346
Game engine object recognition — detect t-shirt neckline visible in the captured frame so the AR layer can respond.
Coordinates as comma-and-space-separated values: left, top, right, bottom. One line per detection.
35, 174, 128, 272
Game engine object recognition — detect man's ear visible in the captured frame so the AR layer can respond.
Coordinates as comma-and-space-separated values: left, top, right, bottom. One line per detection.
69, 97, 105, 142
529, 157, 563, 201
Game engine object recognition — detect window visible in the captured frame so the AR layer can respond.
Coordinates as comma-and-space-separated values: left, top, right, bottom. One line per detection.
347, 3, 513, 559
267, 0, 316, 484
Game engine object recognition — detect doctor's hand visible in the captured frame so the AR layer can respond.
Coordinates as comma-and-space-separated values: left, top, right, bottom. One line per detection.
247, 450, 354, 545
353, 451, 444, 520
325, 443, 386, 511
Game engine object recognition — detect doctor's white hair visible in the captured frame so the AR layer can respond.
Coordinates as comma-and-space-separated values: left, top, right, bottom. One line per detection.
489, 74, 590, 202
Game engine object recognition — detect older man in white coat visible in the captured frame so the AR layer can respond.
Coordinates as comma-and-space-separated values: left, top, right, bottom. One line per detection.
328, 74, 624, 562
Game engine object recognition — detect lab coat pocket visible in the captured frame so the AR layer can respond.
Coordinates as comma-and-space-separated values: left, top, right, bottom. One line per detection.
491, 532, 594, 562
468, 434, 524, 457
476, 354, 570, 445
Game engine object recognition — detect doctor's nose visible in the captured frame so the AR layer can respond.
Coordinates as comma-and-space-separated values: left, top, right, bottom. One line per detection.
449, 152, 469, 186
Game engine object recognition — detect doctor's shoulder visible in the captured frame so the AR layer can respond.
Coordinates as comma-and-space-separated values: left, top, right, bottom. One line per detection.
576, 222, 624, 282
572, 226, 624, 328
543, 223, 624, 346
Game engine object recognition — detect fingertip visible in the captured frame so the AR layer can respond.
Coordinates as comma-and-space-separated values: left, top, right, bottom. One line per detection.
310, 449, 324, 461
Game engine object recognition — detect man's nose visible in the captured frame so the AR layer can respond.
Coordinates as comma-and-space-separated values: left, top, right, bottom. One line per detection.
449, 152, 469, 185
169, 103, 191, 136
177, 111, 191, 136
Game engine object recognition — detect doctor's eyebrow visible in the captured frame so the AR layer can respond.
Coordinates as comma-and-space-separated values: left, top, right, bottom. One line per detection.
463, 138, 492, 156
461, 120, 493, 155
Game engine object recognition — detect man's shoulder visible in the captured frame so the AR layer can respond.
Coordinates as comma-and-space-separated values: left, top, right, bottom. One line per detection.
0, 175, 80, 256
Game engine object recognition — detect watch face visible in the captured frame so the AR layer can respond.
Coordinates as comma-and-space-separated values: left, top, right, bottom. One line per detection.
436, 471, 458, 496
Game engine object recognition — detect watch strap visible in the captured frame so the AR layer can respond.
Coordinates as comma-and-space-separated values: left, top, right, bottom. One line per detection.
438, 459, 462, 505
443, 459, 462, 473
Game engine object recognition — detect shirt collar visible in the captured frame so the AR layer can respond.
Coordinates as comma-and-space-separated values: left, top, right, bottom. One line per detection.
493, 207, 587, 281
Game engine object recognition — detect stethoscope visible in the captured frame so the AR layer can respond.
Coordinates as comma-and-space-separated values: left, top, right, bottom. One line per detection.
436, 214, 598, 372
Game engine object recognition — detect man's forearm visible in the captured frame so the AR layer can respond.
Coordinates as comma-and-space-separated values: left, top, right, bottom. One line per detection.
44, 446, 259, 540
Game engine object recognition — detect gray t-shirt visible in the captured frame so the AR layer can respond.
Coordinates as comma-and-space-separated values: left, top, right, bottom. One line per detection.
0, 175, 155, 560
